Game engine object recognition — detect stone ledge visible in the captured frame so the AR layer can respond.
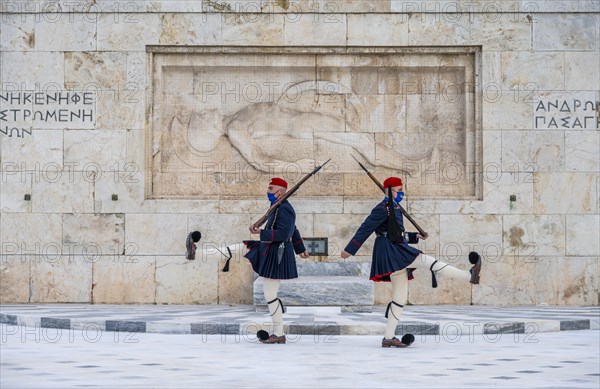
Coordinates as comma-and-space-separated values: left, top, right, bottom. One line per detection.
253, 276, 375, 306
0, 314, 594, 336
3, 1, 596, 14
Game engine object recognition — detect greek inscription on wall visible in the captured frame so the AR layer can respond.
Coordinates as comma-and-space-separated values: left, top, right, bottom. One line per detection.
149, 48, 481, 199
533, 92, 599, 130
0, 91, 96, 136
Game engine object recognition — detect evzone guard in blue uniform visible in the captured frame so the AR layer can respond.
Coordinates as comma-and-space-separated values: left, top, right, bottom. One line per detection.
342, 177, 482, 348
244, 177, 309, 344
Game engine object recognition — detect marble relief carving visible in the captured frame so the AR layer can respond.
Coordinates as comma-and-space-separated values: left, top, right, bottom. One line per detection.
150, 49, 480, 199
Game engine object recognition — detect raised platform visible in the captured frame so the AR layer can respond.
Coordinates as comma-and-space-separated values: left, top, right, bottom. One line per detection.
253, 262, 374, 310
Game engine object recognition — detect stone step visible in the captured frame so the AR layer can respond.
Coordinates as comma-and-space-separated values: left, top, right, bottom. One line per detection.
253, 276, 374, 306
296, 261, 370, 277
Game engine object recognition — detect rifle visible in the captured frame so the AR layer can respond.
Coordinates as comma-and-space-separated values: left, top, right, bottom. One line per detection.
252, 159, 331, 228
350, 154, 428, 238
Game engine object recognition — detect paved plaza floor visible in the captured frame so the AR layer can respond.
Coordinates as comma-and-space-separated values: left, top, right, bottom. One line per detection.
1, 325, 599, 388
1, 304, 599, 388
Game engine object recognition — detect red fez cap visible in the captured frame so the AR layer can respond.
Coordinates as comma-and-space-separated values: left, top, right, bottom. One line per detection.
383, 177, 403, 188
269, 177, 288, 188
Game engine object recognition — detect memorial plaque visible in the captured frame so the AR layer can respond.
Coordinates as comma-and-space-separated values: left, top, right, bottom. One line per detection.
148, 47, 482, 199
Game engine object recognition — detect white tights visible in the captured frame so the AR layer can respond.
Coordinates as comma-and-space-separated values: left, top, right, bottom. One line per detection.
384, 254, 471, 339
263, 277, 284, 337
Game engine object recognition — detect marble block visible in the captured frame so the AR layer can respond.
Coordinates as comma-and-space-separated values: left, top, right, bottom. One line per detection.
31, 173, 95, 214
408, 15, 470, 46
30, 256, 92, 303
253, 276, 374, 306
347, 14, 408, 46
62, 213, 125, 257
533, 14, 598, 51
155, 256, 219, 304
565, 52, 600, 91
96, 91, 145, 130
125, 214, 188, 256
482, 93, 530, 130
64, 130, 128, 171
1, 213, 62, 251
1, 52, 64, 88
218, 247, 255, 304
92, 256, 156, 303
1, 129, 63, 168
222, 13, 285, 46
535, 256, 599, 305
534, 172, 597, 214
502, 131, 564, 172
501, 52, 564, 90
283, 14, 346, 46
0, 173, 32, 213
296, 261, 370, 277
34, 14, 96, 51
0, 256, 30, 303
503, 215, 566, 257
439, 214, 503, 257
470, 14, 531, 51
565, 131, 600, 172
472, 256, 536, 306
0, 14, 35, 51
64, 51, 127, 90
566, 215, 600, 256
98, 13, 160, 51
158, 13, 221, 46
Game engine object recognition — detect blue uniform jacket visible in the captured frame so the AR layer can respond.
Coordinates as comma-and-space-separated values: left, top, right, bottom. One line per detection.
344, 199, 421, 282
244, 200, 306, 279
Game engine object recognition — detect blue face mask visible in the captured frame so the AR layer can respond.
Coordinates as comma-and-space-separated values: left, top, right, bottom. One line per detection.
267, 192, 278, 204
395, 191, 404, 203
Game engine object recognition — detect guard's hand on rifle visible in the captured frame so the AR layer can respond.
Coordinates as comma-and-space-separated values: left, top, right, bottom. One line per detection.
416, 232, 429, 240
341, 250, 351, 259
249, 226, 260, 234
299, 251, 309, 259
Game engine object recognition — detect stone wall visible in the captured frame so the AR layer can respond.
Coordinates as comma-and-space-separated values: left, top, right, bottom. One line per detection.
1, 0, 598, 306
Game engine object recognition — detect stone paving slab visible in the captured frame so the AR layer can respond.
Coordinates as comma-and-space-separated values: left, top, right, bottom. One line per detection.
1, 304, 598, 336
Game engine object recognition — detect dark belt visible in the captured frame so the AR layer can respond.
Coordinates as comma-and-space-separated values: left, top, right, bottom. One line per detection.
376, 231, 406, 242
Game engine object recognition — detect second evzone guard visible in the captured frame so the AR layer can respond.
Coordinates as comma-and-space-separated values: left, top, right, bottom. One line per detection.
341, 176, 482, 348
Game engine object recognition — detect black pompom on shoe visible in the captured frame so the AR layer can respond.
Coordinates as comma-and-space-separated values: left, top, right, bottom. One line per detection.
469, 251, 479, 264
191, 231, 201, 242
469, 251, 481, 284
257, 330, 269, 341
401, 333, 415, 346
186, 231, 202, 260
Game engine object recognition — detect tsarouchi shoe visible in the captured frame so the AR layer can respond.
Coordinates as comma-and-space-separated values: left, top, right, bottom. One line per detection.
260, 334, 286, 344
381, 337, 409, 348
